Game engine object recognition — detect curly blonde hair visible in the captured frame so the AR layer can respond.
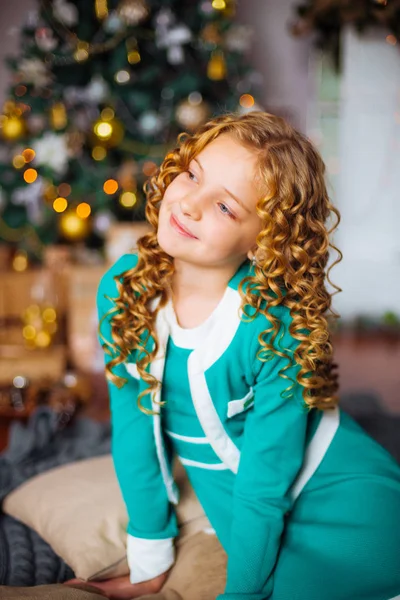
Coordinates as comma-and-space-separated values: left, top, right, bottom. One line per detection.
100, 110, 342, 414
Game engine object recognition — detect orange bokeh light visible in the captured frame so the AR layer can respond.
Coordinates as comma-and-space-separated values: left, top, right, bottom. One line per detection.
24, 168, 38, 183
76, 202, 91, 219
103, 179, 119, 194
22, 148, 35, 162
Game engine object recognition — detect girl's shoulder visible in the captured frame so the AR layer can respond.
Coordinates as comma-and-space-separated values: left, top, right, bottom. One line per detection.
97, 252, 139, 304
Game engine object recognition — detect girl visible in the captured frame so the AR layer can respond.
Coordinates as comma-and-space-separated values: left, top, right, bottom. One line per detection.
95, 111, 400, 600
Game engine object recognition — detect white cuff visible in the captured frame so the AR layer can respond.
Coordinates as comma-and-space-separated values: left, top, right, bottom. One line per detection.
127, 533, 175, 584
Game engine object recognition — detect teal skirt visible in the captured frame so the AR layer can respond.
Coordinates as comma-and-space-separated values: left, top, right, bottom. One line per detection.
270, 411, 400, 600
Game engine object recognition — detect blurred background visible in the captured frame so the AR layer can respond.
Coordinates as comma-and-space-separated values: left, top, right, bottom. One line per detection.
0, 0, 399, 458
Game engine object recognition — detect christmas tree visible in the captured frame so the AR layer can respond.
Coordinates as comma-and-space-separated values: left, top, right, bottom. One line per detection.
0, 0, 263, 262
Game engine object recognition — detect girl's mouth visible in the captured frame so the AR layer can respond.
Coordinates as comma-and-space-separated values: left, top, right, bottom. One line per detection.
170, 214, 198, 239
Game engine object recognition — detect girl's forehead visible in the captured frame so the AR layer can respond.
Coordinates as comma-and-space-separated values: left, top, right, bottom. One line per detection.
196, 137, 258, 171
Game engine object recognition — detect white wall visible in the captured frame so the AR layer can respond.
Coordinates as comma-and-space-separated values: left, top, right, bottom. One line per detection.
333, 26, 400, 318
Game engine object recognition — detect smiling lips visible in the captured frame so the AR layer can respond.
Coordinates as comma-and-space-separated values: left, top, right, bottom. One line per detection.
170, 214, 198, 239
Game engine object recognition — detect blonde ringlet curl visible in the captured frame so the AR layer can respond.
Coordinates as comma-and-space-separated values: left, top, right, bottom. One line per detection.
100, 110, 342, 414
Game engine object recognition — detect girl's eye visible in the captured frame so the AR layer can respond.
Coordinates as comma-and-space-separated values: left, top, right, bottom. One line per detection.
218, 203, 235, 220
186, 170, 235, 220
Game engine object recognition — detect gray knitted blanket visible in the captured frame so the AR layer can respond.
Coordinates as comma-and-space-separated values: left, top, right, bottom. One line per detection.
0, 406, 111, 585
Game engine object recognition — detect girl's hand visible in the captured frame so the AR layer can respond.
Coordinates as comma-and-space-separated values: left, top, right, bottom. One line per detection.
64, 570, 169, 599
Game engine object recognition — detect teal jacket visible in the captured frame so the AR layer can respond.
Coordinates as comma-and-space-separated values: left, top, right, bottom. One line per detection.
97, 253, 339, 599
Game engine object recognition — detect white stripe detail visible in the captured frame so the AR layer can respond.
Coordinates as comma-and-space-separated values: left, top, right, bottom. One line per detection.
165, 430, 209, 444
227, 387, 254, 418
124, 362, 140, 379
187, 288, 243, 474
189, 369, 241, 473
178, 457, 229, 470
289, 405, 340, 501
150, 305, 179, 505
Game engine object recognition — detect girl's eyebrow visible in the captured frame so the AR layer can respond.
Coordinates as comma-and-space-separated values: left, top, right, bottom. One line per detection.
193, 157, 251, 214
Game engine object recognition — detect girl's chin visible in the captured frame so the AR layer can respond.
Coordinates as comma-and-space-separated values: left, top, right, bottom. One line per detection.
156, 230, 179, 256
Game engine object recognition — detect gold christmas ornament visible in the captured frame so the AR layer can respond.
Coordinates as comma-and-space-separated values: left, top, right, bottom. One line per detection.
74, 41, 90, 62
207, 50, 227, 80
117, 0, 149, 26
95, 0, 109, 19
0, 113, 26, 141
212, 0, 236, 17
49, 102, 67, 130
59, 210, 90, 241
126, 36, 141, 64
175, 98, 210, 131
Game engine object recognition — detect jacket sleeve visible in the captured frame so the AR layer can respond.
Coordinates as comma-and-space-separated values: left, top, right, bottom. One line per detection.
218, 308, 310, 600
96, 254, 178, 584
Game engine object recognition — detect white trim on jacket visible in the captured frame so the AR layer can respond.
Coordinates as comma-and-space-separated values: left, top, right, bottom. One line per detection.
126, 288, 340, 506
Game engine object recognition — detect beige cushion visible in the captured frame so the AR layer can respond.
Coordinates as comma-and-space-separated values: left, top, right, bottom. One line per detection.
3, 454, 211, 582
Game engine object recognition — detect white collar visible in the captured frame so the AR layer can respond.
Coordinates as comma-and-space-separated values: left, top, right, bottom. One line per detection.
163, 287, 232, 349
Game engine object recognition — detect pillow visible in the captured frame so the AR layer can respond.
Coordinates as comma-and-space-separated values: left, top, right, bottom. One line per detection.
3, 454, 211, 581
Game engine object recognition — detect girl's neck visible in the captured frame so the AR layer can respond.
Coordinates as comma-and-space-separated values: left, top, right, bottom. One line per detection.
170, 258, 240, 300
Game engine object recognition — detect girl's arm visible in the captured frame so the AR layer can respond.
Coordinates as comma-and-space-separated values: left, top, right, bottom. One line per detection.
219, 310, 309, 600
97, 254, 178, 584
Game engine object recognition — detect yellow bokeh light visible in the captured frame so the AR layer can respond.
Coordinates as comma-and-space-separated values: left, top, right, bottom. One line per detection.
74, 42, 89, 62
12, 154, 25, 169
115, 70, 130, 84
22, 148, 35, 162
103, 179, 119, 195
35, 330, 51, 348
25, 304, 40, 319
92, 146, 107, 160
101, 107, 115, 121
42, 307, 57, 323
95, 121, 113, 139
24, 168, 38, 183
127, 50, 141, 64
23, 325, 36, 340
239, 94, 255, 108
212, 0, 226, 9
13, 253, 28, 272
76, 202, 91, 219
119, 191, 137, 207
53, 197, 68, 213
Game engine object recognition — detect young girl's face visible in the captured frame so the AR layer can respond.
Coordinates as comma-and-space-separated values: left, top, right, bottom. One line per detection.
157, 133, 263, 270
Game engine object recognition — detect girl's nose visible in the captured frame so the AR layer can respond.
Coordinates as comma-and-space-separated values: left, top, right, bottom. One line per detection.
180, 195, 201, 220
